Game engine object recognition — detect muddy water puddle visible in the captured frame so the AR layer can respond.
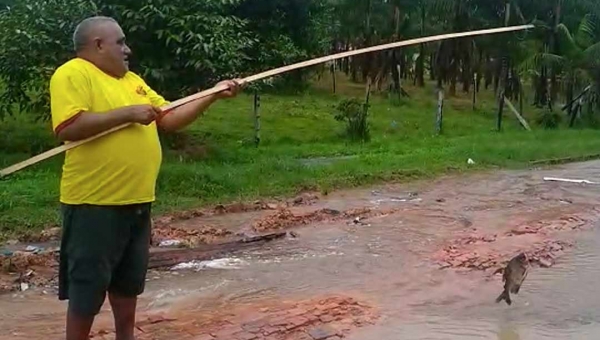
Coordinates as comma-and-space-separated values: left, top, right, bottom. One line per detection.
354, 225, 600, 340
3, 161, 600, 339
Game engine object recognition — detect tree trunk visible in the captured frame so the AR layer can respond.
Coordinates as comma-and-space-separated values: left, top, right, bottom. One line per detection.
391, 50, 401, 96
450, 74, 457, 96
566, 72, 574, 118
485, 55, 493, 90
416, 4, 426, 87
430, 53, 436, 81
436, 89, 444, 135
343, 39, 350, 75
462, 60, 471, 93
476, 52, 483, 92
549, 0, 562, 105
497, 0, 511, 131
400, 54, 408, 79
449, 0, 462, 97
493, 60, 501, 94
534, 65, 549, 107
361, 0, 373, 82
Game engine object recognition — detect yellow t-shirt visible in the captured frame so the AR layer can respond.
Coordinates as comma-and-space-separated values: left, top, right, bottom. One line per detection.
49, 57, 169, 205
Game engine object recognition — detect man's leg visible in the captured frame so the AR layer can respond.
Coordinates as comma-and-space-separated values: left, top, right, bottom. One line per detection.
59, 204, 131, 340
109, 203, 152, 340
66, 305, 98, 340
108, 292, 137, 340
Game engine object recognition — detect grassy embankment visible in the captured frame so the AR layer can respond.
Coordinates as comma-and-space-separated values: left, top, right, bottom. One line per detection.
1, 75, 600, 239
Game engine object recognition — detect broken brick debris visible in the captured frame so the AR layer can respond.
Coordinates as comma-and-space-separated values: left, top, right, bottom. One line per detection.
252, 206, 400, 233
435, 237, 573, 272
151, 225, 233, 248
89, 295, 377, 340
506, 214, 590, 236
0, 250, 59, 292
433, 211, 599, 273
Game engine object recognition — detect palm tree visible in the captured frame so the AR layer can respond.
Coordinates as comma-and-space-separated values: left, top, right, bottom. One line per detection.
519, 13, 600, 124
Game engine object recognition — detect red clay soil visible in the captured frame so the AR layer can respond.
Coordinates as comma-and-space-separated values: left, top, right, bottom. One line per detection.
151, 225, 233, 247
251, 207, 399, 233
154, 193, 321, 226
505, 214, 590, 236
151, 203, 383, 247
10, 193, 321, 245
432, 209, 600, 274
89, 295, 378, 340
252, 209, 340, 232
0, 250, 58, 292
15, 227, 62, 244
434, 238, 572, 272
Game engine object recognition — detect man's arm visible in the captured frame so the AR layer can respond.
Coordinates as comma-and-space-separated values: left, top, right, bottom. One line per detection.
55, 105, 161, 142
157, 79, 243, 133
50, 67, 161, 142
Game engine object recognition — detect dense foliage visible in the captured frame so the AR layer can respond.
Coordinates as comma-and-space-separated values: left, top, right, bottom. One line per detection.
1, 0, 600, 125
0, 0, 331, 119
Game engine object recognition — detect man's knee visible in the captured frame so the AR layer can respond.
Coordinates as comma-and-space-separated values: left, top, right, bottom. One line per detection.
67, 282, 108, 317
108, 291, 137, 313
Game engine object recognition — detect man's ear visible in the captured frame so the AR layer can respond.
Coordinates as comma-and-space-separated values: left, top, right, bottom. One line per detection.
92, 37, 103, 52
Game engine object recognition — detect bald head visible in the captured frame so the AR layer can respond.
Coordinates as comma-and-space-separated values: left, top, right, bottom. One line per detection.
72, 16, 132, 78
73, 16, 118, 52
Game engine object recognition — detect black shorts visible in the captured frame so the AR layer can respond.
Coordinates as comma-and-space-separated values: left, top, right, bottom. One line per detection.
58, 202, 152, 317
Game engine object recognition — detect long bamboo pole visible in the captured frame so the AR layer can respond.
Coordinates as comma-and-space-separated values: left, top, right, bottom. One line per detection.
0, 24, 533, 178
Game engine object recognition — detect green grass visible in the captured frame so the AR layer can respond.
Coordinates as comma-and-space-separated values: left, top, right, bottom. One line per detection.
2, 75, 600, 239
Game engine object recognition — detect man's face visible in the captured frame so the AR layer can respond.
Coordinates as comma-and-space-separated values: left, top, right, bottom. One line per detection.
94, 22, 132, 77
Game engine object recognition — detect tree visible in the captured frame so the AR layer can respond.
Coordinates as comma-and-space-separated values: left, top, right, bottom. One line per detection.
0, 0, 333, 118
0, 0, 100, 119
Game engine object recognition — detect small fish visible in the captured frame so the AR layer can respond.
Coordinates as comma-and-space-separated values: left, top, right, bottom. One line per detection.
495, 252, 530, 306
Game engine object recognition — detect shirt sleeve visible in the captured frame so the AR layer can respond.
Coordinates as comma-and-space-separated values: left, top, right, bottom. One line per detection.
49, 67, 92, 133
130, 72, 170, 108
144, 82, 170, 108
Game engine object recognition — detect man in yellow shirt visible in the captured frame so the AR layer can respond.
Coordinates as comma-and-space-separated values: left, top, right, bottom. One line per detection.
50, 16, 242, 340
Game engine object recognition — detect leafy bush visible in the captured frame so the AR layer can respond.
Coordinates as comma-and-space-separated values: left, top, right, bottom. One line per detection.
0, 0, 332, 119
0, 111, 57, 155
535, 107, 562, 129
332, 97, 370, 142
102, 0, 255, 100
0, 0, 100, 119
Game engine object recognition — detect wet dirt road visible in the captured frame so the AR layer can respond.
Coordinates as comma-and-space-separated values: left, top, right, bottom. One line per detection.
3, 160, 600, 339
